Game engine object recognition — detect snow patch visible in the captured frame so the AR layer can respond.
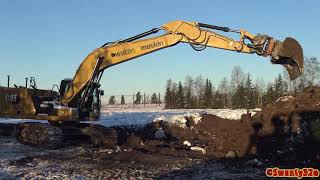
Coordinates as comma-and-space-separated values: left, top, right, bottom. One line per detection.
101, 107, 259, 121
190, 146, 206, 154
153, 113, 202, 128
276, 96, 294, 102
211, 109, 259, 120
183, 141, 191, 147
153, 114, 187, 128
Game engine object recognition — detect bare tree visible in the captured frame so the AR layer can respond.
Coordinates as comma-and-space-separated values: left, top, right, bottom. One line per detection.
282, 68, 293, 93
184, 75, 194, 95
194, 75, 204, 97
230, 65, 245, 91
184, 75, 194, 108
171, 82, 177, 92
254, 77, 265, 108
218, 77, 229, 108
304, 57, 320, 86
254, 77, 266, 93
166, 78, 173, 90
194, 75, 205, 107
218, 77, 229, 93
287, 57, 319, 92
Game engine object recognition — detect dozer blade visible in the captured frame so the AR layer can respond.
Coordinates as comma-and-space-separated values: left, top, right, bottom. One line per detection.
271, 37, 304, 80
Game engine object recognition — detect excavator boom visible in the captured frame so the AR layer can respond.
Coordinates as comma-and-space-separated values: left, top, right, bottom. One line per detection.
62, 20, 303, 108
0, 20, 304, 148
0, 20, 303, 122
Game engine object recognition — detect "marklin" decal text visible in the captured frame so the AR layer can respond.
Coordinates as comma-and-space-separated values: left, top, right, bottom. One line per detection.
111, 41, 164, 57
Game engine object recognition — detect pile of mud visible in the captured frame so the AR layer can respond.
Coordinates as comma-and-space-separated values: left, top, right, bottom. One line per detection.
131, 113, 253, 158
118, 86, 320, 162
250, 86, 320, 162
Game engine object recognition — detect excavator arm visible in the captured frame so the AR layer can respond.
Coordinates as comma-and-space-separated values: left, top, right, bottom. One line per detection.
0, 19, 305, 144
61, 20, 303, 108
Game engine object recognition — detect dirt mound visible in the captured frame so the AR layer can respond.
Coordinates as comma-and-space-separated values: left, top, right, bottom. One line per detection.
252, 86, 320, 136
130, 86, 320, 161
249, 86, 320, 161
129, 113, 254, 158
194, 114, 253, 157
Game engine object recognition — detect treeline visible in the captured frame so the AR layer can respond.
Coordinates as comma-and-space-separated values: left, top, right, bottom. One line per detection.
108, 92, 161, 105
165, 57, 319, 109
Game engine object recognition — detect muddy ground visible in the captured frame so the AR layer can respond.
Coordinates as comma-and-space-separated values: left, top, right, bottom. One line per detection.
0, 136, 268, 179
1, 87, 320, 179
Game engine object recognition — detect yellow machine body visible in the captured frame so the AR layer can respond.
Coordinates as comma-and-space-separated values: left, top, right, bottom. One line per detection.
0, 20, 304, 123
0, 87, 78, 121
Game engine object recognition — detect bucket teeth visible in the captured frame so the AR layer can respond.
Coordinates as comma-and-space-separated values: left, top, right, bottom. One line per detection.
271, 37, 304, 80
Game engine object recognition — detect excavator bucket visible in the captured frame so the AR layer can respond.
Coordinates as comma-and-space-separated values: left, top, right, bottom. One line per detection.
271, 37, 304, 80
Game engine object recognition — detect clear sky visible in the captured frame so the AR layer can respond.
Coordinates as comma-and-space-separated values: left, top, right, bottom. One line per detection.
0, 0, 319, 96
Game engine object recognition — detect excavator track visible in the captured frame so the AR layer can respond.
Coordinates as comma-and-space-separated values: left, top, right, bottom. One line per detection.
10, 122, 120, 148
15, 122, 64, 149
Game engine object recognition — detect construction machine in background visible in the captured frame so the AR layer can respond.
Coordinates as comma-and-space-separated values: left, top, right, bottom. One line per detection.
0, 20, 304, 146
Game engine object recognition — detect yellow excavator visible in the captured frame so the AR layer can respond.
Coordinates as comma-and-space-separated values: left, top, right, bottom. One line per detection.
0, 20, 303, 146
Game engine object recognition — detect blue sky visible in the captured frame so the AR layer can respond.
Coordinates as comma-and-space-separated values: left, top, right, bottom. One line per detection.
0, 0, 319, 95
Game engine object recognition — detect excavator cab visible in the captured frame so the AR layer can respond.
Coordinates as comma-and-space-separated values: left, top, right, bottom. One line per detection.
76, 82, 103, 120
59, 78, 103, 120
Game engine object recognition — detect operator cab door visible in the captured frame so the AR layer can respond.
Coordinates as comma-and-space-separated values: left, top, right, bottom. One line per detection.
92, 86, 103, 119
59, 78, 72, 98
83, 83, 103, 120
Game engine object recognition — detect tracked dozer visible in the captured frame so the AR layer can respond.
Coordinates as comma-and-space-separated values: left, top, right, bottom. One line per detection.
0, 20, 303, 147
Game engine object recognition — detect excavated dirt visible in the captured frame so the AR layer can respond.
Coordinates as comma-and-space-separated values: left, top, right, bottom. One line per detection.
141, 87, 320, 162
1, 87, 320, 178
132, 114, 254, 158
249, 86, 320, 162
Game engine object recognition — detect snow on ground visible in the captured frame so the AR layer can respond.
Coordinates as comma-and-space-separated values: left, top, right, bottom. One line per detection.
0, 108, 260, 128
101, 105, 260, 120
0, 137, 44, 179
0, 136, 91, 179
153, 113, 202, 128
93, 107, 260, 127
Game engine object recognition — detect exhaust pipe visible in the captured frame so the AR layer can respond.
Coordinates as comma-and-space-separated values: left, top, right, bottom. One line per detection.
7, 75, 10, 88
